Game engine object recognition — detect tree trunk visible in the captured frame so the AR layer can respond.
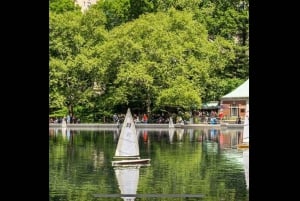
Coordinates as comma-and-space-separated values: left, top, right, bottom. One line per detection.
146, 94, 151, 116
68, 104, 74, 122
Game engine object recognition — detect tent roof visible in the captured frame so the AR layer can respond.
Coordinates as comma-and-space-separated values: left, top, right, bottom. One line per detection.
201, 101, 219, 109
221, 79, 249, 100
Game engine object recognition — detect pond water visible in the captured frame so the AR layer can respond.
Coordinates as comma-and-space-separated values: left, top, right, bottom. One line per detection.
49, 127, 249, 201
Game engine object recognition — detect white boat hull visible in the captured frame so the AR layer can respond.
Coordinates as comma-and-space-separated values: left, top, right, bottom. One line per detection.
112, 159, 151, 166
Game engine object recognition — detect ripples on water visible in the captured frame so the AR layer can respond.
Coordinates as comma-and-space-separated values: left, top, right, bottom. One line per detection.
49, 128, 249, 201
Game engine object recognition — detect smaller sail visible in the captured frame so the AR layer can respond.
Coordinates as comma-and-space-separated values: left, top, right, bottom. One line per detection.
243, 103, 249, 143
237, 102, 249, 149
169, 117, 174, 128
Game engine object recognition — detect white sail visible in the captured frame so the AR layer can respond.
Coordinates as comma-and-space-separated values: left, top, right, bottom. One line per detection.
243, 103, 249, 143
114, 108, 140, 158
169, 117, 174, 128
114, 166, 140, 201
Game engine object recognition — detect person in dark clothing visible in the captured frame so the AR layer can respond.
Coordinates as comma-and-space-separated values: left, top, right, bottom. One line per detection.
237, 116, 241, 124
113, 113, 119, 123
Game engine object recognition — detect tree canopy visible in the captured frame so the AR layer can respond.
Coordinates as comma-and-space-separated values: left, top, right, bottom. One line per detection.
49, 0, 248, 122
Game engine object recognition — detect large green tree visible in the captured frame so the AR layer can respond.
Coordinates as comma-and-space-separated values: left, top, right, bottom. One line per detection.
97, 9, 235, 115
49, 11, 83, 117
49, 0, 249, 121
49, 10, 108, 120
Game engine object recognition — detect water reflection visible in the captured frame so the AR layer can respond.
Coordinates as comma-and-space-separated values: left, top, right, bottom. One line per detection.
49, 127, 249, 201
144, 130, 149, 143
176, 128, 184, 143
61, 127, 66, 138
243, 149, 249, 189
113, 128, 120, 143
114, 165, 140, 201
168, 128, 175, 144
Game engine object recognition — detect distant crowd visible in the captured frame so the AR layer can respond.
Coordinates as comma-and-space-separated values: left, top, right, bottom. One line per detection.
49, 109, 243, 124
49, 115, 80, 124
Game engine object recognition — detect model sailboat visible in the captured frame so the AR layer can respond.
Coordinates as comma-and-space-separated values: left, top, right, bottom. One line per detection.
169, 117, 174, 128
238, 102, 249, 149
112, 108, 150, 166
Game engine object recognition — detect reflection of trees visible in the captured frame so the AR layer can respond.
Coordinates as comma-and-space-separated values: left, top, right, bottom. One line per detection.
49, 130, 118, 201
199, 145, 247, 201
136, 129, 247, 201
50, 129, 248, 201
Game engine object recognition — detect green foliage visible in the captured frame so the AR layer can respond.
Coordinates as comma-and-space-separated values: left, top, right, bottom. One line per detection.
129, 0, 155, 19
155, 76, 201, 111
155, 0, 201, 11
49, 0, 249, 121
49, 11, 83, 58
93, 0, 131, 30
49, 0, 81, 13
49, 107, 68, 118
98, 10, 210, 112
80, 7, 108, 46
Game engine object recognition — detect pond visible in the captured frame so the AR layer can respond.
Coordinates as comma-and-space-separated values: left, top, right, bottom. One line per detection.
49, 127, 249, 201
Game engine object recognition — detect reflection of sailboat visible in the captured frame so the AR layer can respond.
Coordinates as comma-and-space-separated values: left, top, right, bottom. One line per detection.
238, 102, 249, 149
243, 149, 249, 190
168, 128, 175, 143
210, 129, 218, 141
113, 128, 120, 143
169, 117, 174, 128
176, 128, 184, 142
114, 165, 140, 201
61, 127, 67, 138
112, 108, 151, 166
66, 128, 70, 140
187, 129, 193, 142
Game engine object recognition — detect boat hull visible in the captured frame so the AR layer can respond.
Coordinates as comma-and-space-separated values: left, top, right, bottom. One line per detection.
237, 143, 249, 149
112, 159, 151, 166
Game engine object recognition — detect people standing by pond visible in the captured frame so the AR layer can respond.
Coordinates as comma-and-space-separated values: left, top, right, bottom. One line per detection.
142, 113, 148, 123
133, 114, 141, 123
67, 115, 70, 124
219, 110, 224, 121
236, 116, 242, 124
113, 113, 119, 123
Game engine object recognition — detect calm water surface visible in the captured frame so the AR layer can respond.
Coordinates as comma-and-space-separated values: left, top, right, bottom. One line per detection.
49, 127, 249, 201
